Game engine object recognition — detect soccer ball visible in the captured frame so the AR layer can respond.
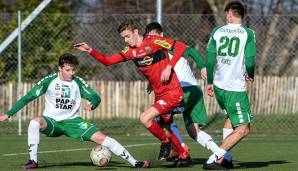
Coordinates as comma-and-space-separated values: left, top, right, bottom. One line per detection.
90, 145, 112, 166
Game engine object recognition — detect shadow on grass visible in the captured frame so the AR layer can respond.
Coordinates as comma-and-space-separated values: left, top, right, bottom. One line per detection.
150, 158, 206, 169
235, 160, 290, 169
38, 161, 130, 170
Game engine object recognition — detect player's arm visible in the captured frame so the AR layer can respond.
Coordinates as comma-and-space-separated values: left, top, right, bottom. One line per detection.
5, 77, 49, 119
74, 42, 125, 66
184, 47, 207, 80
74, 77, 101, 111
184, 47, 205, 70
153, 37, 186, 82
206, 29, 217, 97
206, 32, 217, 85
89, 49, 125, 66
244, 29, 256, 81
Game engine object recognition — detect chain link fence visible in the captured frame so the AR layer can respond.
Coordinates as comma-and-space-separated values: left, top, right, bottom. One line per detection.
0, 13, 297, 136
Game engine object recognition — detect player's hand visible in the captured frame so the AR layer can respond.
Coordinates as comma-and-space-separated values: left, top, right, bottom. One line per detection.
245, 75, 254, 84
146, 83, 152, 94
200, 67, 207, 80
161, 65, 172, 83
207, 84, 214, 97
73, 42, 92, 53
85, 102, 93, 111
0, 114, 9, 122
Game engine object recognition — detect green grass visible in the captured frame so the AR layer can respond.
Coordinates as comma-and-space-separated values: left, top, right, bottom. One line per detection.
0, 135, 297, 171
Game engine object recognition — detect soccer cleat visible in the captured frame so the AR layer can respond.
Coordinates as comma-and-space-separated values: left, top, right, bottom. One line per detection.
167, 144, 190, 161
166, 149, 178, 161
203, 162, 228, 170
135, 160, 150, 168
221, 158, 233, 169
22, 160, 38, 169
172, 156, 192, 167
158, 141, 172, 160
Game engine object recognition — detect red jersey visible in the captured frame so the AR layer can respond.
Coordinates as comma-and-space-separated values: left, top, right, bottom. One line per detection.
89, 35, 186, 98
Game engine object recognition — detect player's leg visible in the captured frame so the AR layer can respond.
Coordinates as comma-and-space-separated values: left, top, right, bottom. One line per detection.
90, 131, 150, 168
182, 86, 224, 155
222, 118, 234, 167
61, 117, 150, 168
23, 116, 48, 169
155, 115, 173, 160
206, 86, 252, 168
140, 106, 170, 143
140, 96, 191, 167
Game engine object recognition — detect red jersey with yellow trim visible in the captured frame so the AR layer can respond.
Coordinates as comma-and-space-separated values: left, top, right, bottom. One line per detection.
120, 35, 184, 97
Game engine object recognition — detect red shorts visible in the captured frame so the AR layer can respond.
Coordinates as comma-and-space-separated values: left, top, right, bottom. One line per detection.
153, 91, 183, 122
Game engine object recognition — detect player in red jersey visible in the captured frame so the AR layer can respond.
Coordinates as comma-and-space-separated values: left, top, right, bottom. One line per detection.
74, 20, 192, 167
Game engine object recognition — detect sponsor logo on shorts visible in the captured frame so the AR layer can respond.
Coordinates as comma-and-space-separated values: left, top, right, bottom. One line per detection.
78, 122, 89, 129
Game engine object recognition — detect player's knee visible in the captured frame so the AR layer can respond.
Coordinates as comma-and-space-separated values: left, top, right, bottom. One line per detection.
237, 125, 250, 138
91, 132, 106, 144
31, 116, 43, 125
140, 112, 148, 124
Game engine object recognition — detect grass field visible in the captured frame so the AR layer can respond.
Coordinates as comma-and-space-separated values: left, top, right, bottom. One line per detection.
0, 134, 297, 171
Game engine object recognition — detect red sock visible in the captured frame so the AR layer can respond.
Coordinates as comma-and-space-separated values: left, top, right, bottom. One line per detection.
147, 121, 169, 143
169, 134, 189, 159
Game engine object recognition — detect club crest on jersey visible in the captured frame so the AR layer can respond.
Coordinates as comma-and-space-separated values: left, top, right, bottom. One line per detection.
145, 46, 152, 52
154, 40, 172, 49
121, 46, 129, 53
61, 85, 71, 98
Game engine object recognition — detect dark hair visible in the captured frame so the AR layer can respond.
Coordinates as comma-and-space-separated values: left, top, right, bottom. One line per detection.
145, 22, 163, 35
117, 20, 138, 34
224, 1, 245, 19
58, 53, 79, 67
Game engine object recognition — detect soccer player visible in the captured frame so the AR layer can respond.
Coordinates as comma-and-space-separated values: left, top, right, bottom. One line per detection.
205, 1, 256, 169
74, 20, 192, 167
0, 53, 150, 169
145, 22, 226, 161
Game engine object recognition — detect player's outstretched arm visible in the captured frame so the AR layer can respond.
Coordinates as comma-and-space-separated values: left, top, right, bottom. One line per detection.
0, 114, 9, 122
74, 42, 124, 66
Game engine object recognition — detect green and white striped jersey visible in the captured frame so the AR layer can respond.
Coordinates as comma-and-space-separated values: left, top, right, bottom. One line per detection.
7, 73, 100, 121
207, 23, 256, 91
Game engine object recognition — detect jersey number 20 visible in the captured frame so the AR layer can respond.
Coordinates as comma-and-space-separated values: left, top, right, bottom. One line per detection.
218, 36, 240, 57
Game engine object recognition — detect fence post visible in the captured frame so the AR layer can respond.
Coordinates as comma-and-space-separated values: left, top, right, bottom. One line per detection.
17, 10, 23, 136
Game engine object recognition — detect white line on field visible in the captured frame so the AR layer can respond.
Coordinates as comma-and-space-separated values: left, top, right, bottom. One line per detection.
1, 142, 160, 157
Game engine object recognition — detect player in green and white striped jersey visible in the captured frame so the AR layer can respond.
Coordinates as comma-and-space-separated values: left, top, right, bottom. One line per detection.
204, 1, 256, 170
0, 53, 149, 169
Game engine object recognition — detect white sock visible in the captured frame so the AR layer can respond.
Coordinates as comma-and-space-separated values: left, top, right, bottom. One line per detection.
102, 136, 137, 166
223, 128, 233, 140
28, 120, 40, 163
206, 148, 227, 164
196, 131, 220, 154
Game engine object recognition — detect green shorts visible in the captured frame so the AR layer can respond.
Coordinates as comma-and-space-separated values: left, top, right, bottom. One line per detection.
182, 85, 208, 128
214, 85, 253, 127
41, 116, 98, 141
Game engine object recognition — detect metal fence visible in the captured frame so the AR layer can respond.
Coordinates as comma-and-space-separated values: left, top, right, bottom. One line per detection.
0, 13, 297, 136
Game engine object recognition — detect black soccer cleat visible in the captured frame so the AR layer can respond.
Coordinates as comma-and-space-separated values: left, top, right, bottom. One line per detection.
158, 141, 172, 160
203, 162, 228, 170
222, 158, 234, 169
135, 160, 150, 168
172, 156, 192, 167
22, 160, 38, 169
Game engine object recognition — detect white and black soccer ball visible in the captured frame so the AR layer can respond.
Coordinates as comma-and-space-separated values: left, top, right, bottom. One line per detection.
90, 145, 112, 166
